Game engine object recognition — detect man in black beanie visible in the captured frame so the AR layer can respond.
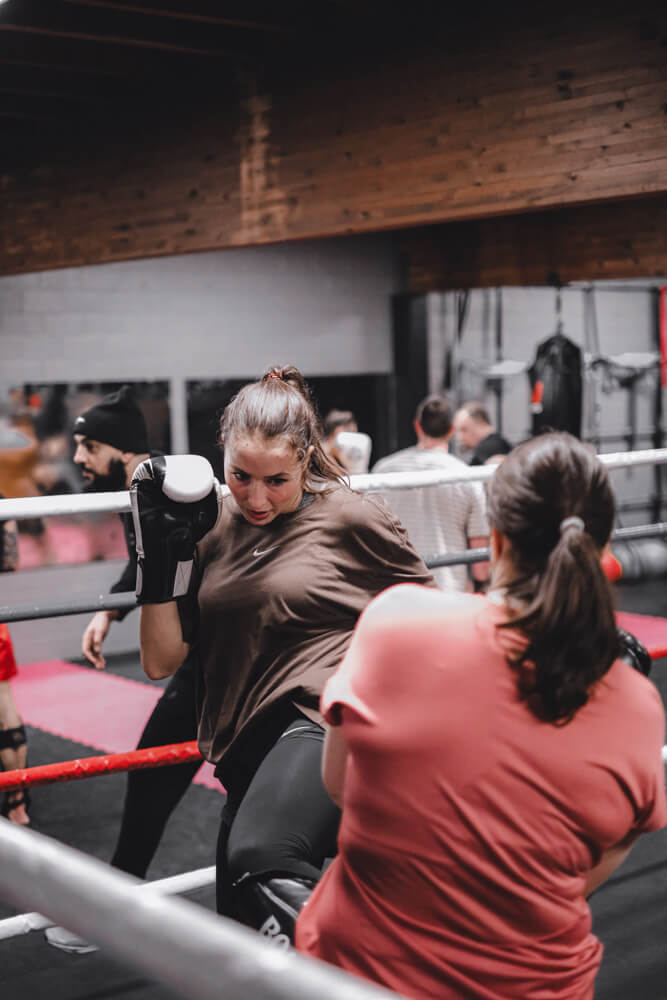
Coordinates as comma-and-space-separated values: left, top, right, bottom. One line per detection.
50, 386, 201, 952
73, 385, 150, 497
73, 386, 151, 651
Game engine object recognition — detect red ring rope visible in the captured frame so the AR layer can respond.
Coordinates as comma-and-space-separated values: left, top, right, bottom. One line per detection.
0, 741, 202, 792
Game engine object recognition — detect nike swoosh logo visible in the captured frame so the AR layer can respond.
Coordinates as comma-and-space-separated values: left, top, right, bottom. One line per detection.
252, 545, 279, 558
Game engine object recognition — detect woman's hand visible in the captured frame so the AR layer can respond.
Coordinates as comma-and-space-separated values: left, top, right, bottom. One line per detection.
81, 610, 118, 670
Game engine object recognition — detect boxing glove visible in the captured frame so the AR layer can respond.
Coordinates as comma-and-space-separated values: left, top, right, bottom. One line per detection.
130, 454, 219, 605
617, 627, 652, 677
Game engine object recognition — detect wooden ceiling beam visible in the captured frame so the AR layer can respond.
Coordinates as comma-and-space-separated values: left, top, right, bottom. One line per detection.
0, 22, 235, 59
0, 28, 226, 80
60, 0, 294, 34
0, 64, 151, 99
0, 0, 277, 57
0, 94, 84, 119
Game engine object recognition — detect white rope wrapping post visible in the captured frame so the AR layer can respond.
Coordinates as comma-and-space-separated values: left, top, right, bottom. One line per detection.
0, 864, 217, 942
0, 490, 132, 520
2, 448, 667, 520
0, 821, 399, 1000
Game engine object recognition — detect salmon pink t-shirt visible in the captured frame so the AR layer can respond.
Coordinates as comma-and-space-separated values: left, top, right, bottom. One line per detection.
296, 585, 667, 1000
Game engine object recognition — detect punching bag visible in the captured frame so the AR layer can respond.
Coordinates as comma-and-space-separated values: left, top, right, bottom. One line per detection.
528, 332, 583, 437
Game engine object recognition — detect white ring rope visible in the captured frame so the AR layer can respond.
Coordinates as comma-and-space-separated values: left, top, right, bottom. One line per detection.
0, 863, 216, 941
0, 820, 398, 1000
1, 448, 667, 521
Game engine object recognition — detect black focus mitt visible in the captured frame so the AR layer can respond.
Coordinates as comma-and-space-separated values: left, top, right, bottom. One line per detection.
130, 454, 219, 605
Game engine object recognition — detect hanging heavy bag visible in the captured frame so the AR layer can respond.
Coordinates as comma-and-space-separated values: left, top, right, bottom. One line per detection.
528, 332, 583, 437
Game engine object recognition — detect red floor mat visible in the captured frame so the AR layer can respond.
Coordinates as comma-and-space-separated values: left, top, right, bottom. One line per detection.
11, 659, 220, 792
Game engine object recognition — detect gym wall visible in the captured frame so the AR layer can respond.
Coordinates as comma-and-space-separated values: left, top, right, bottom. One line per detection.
0, 234, 398, 662
0, 234, 397, 385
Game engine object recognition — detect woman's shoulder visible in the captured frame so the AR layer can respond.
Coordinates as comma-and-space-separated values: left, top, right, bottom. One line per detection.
310, 482, 373, 522
322, 482, 398, 525
364, 582, 478, 626
606, 657, 666, 718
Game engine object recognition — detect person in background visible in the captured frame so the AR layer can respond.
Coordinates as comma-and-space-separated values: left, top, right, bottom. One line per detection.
454, 400, 511, 466
372, 393, 489, 592
46, 386, 203, 954
135, 365, 434, 946
0, 500, 30, 825
0, 388, 56, 567
71, 389, 203, 870
297, 431, 667, 1000
321, 409, 372, 474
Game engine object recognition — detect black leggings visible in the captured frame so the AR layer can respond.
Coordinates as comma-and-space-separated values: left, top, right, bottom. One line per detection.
216, 714, 341, 916
111, 656, 201, 878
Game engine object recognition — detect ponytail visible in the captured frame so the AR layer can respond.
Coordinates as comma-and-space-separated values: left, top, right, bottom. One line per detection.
488, 433, 619, 723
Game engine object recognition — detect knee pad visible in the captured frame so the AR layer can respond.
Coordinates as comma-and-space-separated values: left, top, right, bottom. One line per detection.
229, 874, 317, 948
0, 724, 26, 752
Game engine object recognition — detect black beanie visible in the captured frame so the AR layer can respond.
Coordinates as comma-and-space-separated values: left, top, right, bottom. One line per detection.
72, 386, 149, 454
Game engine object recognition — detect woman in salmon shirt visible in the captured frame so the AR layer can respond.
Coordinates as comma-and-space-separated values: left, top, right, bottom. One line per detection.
296, 431, 667, 1000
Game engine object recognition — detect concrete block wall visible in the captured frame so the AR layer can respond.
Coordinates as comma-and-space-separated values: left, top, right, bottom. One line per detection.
0, 234, 398, 386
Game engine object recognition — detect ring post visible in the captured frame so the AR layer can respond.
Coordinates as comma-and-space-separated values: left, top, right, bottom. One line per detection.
0, 820, 400, 1000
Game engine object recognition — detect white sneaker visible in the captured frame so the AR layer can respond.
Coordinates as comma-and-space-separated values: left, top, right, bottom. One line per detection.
45, 925, 99, 954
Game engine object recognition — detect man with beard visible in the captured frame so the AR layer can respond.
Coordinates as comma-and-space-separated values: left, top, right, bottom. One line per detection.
50, 387, 202, 953
73, 385, 151, 666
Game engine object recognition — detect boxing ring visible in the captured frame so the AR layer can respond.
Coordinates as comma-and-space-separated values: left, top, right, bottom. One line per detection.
1, 448, 667, 999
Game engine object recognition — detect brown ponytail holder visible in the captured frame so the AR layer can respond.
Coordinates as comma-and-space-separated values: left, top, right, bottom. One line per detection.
265, 367, 284, 382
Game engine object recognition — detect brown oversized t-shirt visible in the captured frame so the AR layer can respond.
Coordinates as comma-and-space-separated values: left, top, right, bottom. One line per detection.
194, 484, 434, 768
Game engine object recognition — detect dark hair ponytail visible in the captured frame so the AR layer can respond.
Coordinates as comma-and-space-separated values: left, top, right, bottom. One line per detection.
487, 432, 619, 723
220, 364, 346, 487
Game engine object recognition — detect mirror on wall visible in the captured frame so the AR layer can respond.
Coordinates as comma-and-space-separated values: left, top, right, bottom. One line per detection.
0, 373, 389, 571
0, 381, 170, 570
186, 374, 391, 481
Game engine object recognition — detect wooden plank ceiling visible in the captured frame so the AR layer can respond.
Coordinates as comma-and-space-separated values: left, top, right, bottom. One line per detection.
0, 0, 370, 137
1, 0, 666, 277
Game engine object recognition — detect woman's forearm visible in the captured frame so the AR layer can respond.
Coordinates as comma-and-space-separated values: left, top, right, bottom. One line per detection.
140, 602, 189, 679
322, 724, 349, 808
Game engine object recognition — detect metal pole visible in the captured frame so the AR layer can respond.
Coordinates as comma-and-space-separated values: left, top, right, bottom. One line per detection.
0, 593, 136, 623
0, 821, 400, 1000
169, 376, 190, 455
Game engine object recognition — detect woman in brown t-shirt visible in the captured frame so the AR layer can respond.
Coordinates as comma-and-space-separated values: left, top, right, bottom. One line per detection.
139, 365, 434, 946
